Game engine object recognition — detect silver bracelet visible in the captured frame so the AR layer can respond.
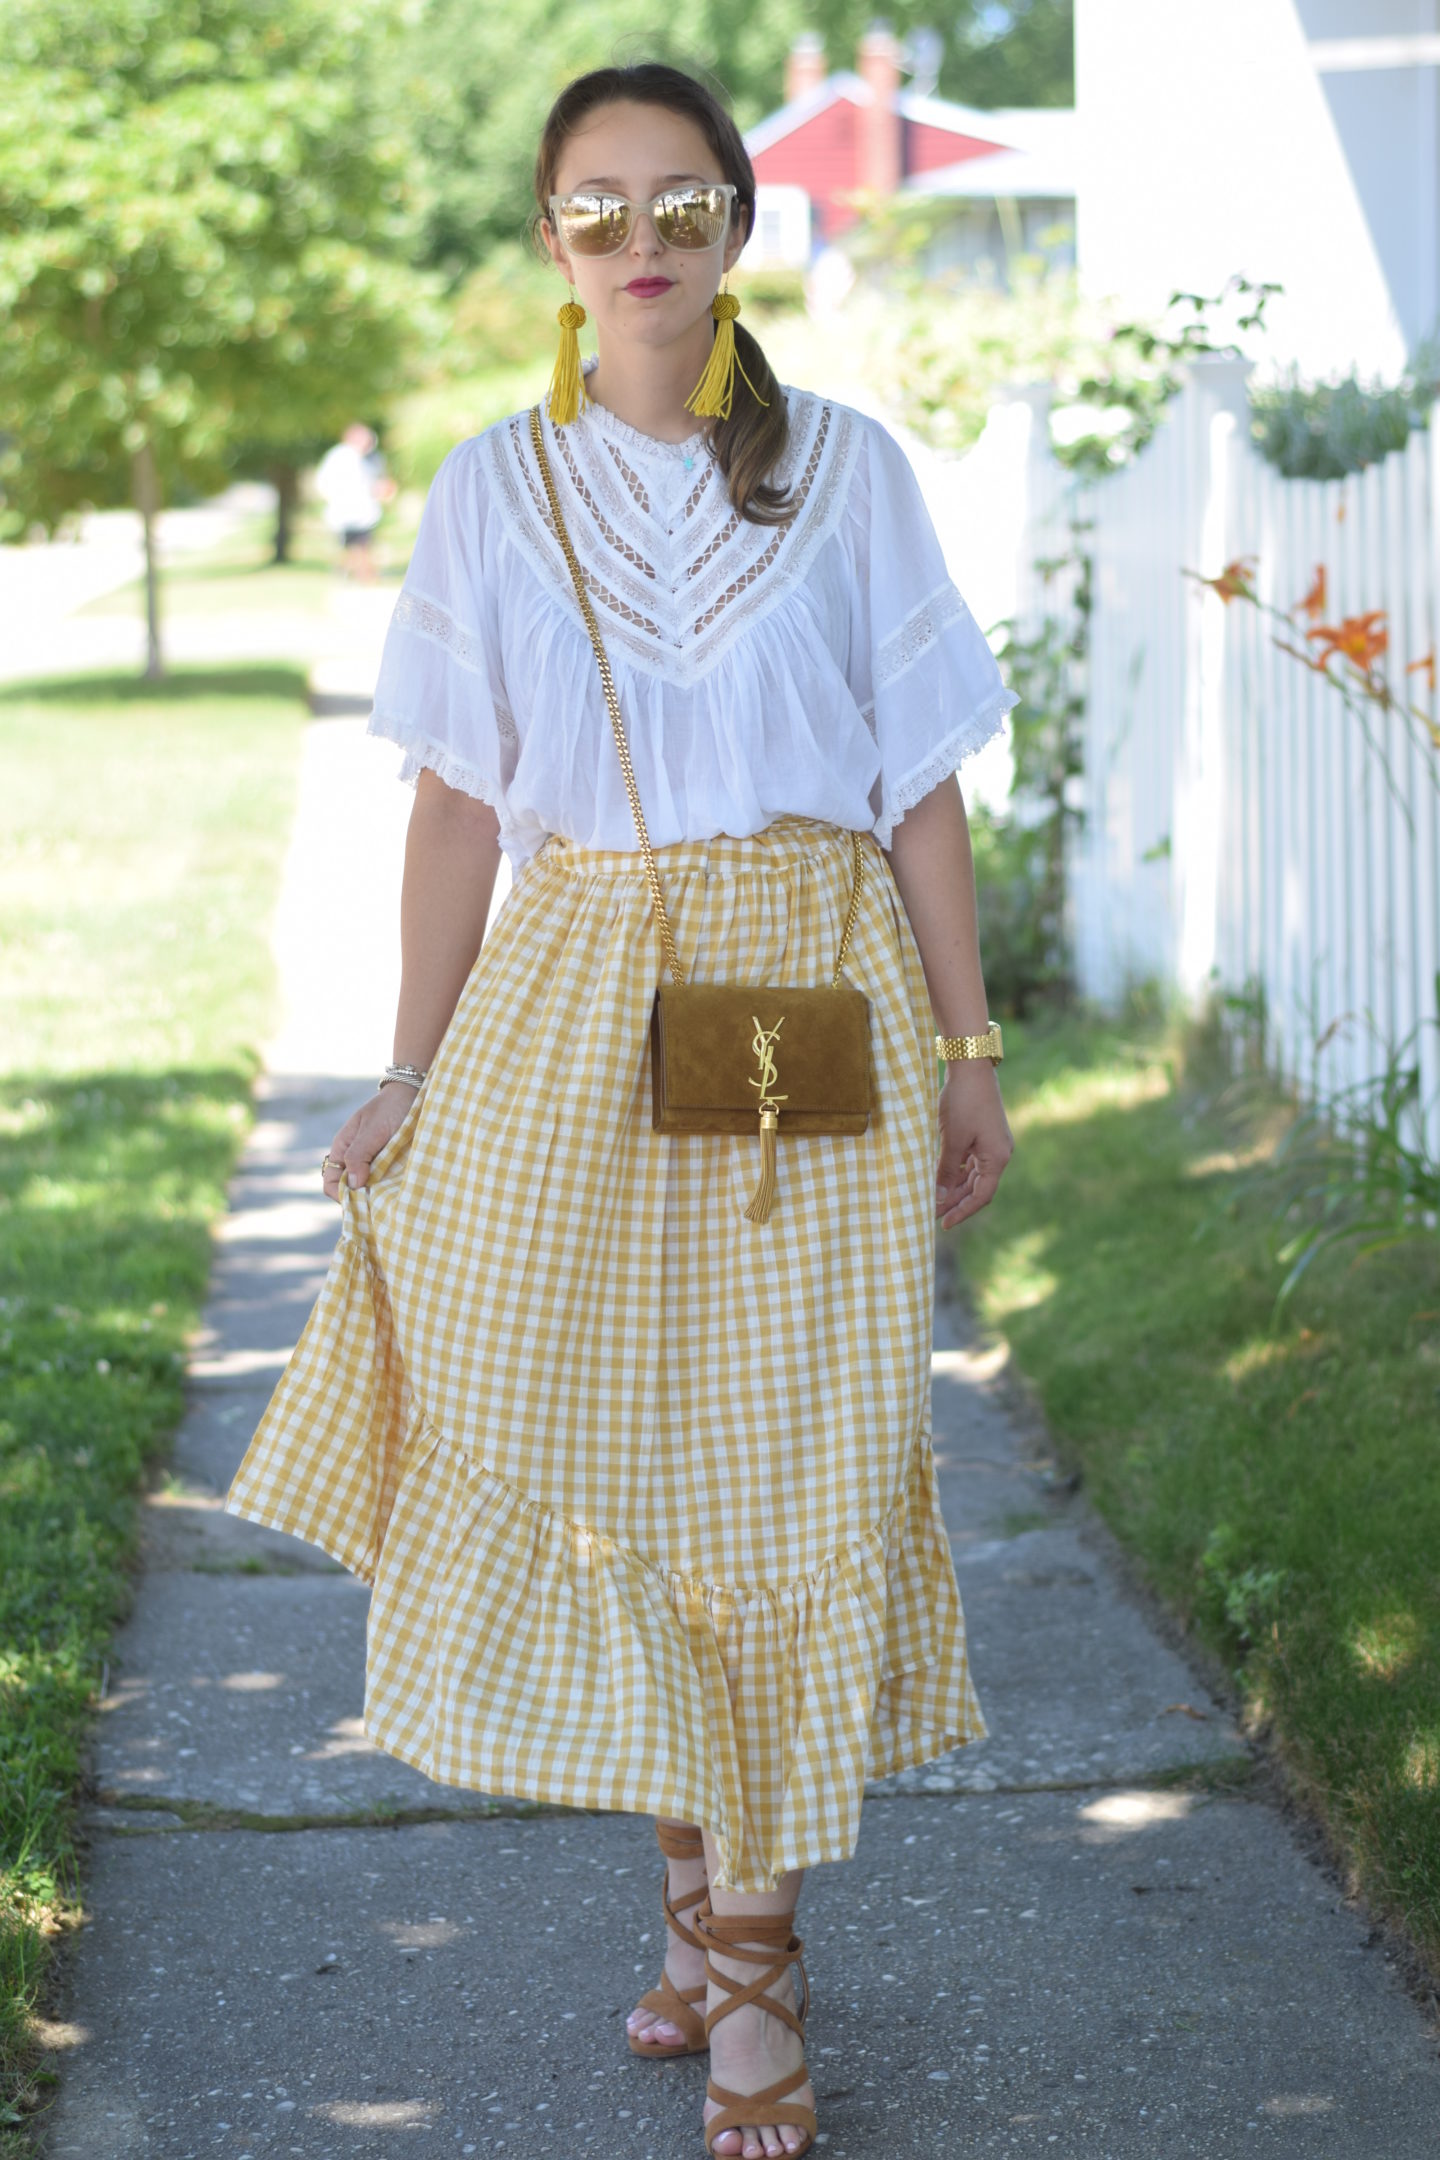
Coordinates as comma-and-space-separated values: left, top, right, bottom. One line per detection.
379, 1062, 427, 1091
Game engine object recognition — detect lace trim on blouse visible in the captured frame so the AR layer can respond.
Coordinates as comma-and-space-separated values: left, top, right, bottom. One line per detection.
875, 685, 1017, 844
391, 590, 518, 741
874, 581, 972, 691
857, 581, 989, 743
393, 589, 484, 672
480, 385, 862, 689
372, 718, 500, 806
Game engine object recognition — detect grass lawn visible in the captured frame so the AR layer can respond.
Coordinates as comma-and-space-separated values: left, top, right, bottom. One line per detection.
945, 1001, 1440, 1983
0, 668, 304, 2136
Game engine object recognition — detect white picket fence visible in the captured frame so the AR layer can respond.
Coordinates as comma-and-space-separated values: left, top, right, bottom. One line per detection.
967, 356, 1440, 1160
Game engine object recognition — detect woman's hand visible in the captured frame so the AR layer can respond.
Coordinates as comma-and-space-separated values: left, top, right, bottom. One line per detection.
321, 1083, 417, 1203
316, 774, 501, 1206
883, 776, 1013, 1228
935, 1062, 1013, 1229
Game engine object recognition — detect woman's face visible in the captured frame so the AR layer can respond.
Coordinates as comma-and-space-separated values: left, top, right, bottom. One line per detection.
540, 100, 747, 357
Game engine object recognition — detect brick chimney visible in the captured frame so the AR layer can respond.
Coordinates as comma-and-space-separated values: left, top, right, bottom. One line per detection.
784, 32, 827, 105
856, 20, 903, 197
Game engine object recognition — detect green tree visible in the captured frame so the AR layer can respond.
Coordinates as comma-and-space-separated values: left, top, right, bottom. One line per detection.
399, 0, 1073, 284
952, 0, 1073, 111
0, 0, 435, 674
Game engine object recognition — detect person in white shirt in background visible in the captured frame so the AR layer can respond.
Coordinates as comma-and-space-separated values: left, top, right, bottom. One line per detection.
314, 422, 394, 583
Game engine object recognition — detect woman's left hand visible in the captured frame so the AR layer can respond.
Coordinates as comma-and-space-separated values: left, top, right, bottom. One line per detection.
935, 1063, 1014, 1229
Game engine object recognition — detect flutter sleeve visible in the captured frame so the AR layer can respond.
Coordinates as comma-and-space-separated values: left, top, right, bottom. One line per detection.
366, 441, 517, 806
845, 415, 1018, 846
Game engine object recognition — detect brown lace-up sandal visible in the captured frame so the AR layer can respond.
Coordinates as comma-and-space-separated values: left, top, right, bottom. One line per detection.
627, 1820, 711, 2057
694, 1894, 816, 2158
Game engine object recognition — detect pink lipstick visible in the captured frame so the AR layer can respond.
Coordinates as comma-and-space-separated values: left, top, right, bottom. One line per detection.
625, 278, 673, 297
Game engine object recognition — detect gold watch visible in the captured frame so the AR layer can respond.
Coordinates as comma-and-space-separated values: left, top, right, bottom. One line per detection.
936, 1023, 1003, 1064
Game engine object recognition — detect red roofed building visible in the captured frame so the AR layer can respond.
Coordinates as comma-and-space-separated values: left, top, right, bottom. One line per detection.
743, 24, 1077, 281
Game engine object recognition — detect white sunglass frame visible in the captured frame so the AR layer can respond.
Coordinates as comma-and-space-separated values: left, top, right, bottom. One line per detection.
546, 181, 739, 258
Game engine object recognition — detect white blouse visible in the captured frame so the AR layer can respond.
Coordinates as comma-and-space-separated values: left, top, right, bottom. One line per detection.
368, 351, 1017, 872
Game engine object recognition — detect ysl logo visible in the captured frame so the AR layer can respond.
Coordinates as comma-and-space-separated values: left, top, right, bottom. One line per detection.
749, 1015, 788, 1114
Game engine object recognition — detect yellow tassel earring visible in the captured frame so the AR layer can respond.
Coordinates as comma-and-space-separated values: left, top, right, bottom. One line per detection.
546, 287, 591, 425
684, 282, 770, 422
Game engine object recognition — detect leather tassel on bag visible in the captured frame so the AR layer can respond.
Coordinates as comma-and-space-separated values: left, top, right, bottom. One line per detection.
743, 1108, 779, 1224
742, 1013, 785, 1222
684, 292, 770, 422
547, 297, 589, 425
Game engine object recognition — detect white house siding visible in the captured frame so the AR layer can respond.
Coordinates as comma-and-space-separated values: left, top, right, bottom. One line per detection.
1074, 0, 1439, 379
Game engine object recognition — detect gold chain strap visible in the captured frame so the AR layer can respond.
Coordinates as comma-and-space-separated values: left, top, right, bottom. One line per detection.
832, 837, 864, 983
528, 404, 686, 981
528, 404, 864, 989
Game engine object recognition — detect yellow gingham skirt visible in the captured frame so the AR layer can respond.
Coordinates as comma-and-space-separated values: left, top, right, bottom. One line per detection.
226, 813, 986, 1889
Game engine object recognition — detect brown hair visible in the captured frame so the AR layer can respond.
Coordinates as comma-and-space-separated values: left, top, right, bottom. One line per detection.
529, 62, 795, 527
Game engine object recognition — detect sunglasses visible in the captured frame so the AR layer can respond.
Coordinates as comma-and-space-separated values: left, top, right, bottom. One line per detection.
547, 182, 738, 258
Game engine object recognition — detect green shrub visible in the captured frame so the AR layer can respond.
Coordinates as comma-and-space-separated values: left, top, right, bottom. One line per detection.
879, 266, 1097, 458
975, 528, 1091, 1014
1249, 343, 1440, 479
440, 240, 560, 376
969, 800, 1069, 1015
731, 264, 808, 318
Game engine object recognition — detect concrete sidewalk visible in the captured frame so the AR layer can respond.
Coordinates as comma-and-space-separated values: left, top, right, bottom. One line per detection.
0, 503, 398, 691
0, 492, 271, 641
45, 717, 1440, 2157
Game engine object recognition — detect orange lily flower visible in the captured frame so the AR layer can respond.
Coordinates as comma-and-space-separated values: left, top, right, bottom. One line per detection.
1293, 565, 1327, 622
1407, 649, 1436, 693
1200, 556, 1257, 604
1305, 611, 1388, 673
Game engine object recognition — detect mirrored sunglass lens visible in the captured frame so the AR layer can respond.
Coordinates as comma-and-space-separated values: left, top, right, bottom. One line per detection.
559, 195, 630, 253
655, 186, 728, 248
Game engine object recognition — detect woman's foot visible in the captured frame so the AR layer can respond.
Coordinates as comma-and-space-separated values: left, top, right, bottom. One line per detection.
626, 1820, 708, 2051
701, 1923, 815, 2158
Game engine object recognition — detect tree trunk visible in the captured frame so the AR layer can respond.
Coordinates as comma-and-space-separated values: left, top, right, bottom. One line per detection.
132, 438, 164, 681
271, 462, 299, 565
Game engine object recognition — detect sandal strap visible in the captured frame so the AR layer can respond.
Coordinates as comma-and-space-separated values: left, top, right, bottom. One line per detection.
694, 1905, 803, 1948
695, 1899, 810, 2037
704, 2063, 817, 2150
634, 1964, 707, 2049
662, 1866, 709, 1950
703, 1957, 809, 2042
655, 1821, 708, 1953
654, 1819, 706, 1861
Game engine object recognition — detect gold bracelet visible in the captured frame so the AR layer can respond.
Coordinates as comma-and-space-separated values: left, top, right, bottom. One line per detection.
936, 1023, 1003, 1064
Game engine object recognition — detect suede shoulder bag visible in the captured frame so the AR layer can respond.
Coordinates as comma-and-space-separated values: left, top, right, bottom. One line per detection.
528, 403, 872, 1226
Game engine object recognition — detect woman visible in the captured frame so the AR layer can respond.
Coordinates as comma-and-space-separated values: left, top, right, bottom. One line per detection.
227, 60, 1016, 2160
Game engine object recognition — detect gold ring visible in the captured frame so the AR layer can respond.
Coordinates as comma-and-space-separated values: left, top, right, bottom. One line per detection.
321, 1155, 342, 1174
